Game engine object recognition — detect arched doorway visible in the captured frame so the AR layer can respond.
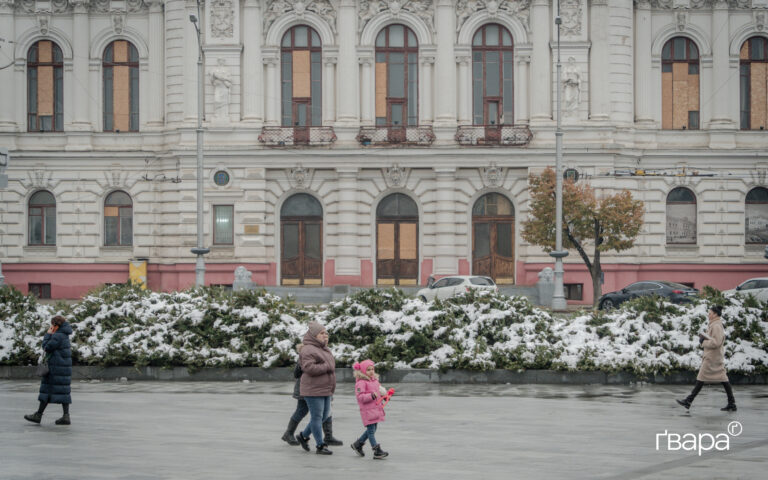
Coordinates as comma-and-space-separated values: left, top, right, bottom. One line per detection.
281, 193, 323, 285
472, 193, 515, 284
376, 193, 418, 285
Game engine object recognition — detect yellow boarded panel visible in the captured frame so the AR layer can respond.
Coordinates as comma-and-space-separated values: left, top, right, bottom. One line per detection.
662, 71, 673, 129
687, 71, 699, 112
672, 63, 688, 129
37, 65, 54, 116
741, 41, 749, 60
39, 41, 52, 63
303, 278, 322, 286
129, 260, 147, 290
114, 40, 128, 63
751, 63, 767, 130
378, 223, 395, 260
282, 278, 301, 285
375, 62, 387, 118
377, 278, 396, 286
495, 277, 515, 285
244, 225, 260, 234
399, 279, 417, 286
399, 223, 417, 260
105, 206, 119, 217
114, 65, 131, 131
292, 50, 311, 98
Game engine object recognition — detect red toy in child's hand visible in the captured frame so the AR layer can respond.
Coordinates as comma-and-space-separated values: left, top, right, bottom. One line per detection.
377, 388, 395, 407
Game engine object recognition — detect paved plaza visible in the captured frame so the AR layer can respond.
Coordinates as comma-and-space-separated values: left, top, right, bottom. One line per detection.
1, 380, 766, 480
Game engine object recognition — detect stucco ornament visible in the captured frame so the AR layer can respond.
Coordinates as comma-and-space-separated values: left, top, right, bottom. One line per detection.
560, 0, 582, 36
288, 166, 314, 189
211, 0, 234, 39
264, 0, 338, 36
456, 0, 531, 34
482, 164, 504, 187
210, 58, 232, 120
359, 0, 435, 34
384, 164, 408, 188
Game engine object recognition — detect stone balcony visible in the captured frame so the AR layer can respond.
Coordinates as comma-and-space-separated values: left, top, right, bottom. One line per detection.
356, 125, 436, 146
455, 125, 533, 146
258, 126, 337, 146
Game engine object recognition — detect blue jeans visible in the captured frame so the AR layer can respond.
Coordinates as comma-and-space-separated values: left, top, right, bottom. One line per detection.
290, 399, 309, 423
301, 396, 331, 447
357, 423, 378, 447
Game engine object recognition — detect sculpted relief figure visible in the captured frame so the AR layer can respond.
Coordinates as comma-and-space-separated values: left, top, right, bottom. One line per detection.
211, 58, 233, 120
563, 57, 581, 114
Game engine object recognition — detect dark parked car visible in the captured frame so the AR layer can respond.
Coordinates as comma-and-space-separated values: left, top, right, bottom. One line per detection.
598, 281, 699, 310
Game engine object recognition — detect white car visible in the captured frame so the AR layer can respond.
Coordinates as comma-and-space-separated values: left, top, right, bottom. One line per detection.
416, 275, 497, 302
724, 277, 768, 303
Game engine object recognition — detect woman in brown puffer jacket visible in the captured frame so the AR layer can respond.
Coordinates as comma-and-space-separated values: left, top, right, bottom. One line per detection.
295, 321, 337, 455
676, 305, 737, 412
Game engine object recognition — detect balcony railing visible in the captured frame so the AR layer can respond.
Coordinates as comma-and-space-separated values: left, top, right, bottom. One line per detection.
258, 126, 337, 146
455, 125, 533, 146
356, 125, 436, 146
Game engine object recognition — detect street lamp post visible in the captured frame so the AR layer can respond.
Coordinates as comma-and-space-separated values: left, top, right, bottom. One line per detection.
550, 0, 569, 310
190, 3, 209, 287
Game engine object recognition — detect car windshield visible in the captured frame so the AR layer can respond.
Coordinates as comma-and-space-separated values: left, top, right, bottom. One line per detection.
469, 277, 494, 286
659, 281, 694, 290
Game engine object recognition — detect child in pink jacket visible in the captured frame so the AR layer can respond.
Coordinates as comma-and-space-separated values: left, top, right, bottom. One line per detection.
350, 360, 390, 459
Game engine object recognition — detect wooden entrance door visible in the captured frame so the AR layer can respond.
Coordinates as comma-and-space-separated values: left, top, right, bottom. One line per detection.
281, 194, 323, 285
376, 193, 419, 286
472, 193, 515, 284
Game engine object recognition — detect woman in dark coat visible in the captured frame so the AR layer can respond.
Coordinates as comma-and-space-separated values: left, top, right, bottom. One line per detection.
24, 315, 73, 425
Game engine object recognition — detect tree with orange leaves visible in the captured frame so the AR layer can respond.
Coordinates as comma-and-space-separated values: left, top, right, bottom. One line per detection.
521, 167, 645, 307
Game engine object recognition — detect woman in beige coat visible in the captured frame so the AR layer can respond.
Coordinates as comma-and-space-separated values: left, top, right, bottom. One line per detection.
676, 305, 737, 411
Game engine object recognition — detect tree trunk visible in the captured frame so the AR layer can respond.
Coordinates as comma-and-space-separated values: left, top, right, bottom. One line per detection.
591, 227, 603, 307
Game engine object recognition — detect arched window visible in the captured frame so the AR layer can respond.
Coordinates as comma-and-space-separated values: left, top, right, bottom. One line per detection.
746, 187, 768, 244
661, 37, 699, 130
27, 41, 63, 132
281, 193, 323, 285
375, 24, 418, 132
472, 193, 515, 284
376, 193, 419, 286
472, 24, 514, 127
740, 37, 768, 130
104, 191, 133, 246
28, 191, 56, 245
103, 40, 140, 132
666, 187, 697, 244
281, 25, 322, 136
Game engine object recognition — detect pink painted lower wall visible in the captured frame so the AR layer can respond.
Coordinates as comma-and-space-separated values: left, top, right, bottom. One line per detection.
322, 259, 374, 286
518, 261, 768, 305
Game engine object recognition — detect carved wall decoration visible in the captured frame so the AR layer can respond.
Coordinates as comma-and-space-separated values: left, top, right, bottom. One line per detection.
756, 10, 766, 32
37, 14, 50, 35
676, 10, 687, 31
643, 0, 757, 8
383, 164, 409, 188
112, 13, 125, 34
90, 0, 147, 13
359, 0, 435, 34
560, 0, 582, 37
211, 0, 234, 38
265, 0, 338, 36
287, 165, 314, 189
481, 163, 504, 187
456, 0, 531, 35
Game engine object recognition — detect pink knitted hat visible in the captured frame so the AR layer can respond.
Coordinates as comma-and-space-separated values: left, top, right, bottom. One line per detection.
353, 359, 375, 372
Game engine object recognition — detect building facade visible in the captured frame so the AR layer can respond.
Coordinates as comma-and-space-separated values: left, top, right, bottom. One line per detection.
0, 0, 767, 303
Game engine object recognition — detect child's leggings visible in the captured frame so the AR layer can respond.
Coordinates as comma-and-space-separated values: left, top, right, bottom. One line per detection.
357, 423, 378, 447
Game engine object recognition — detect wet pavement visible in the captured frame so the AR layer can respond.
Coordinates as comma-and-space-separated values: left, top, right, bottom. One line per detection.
1, 380, 766, 480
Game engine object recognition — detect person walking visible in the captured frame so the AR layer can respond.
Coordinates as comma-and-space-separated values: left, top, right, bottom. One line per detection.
350, 360, 390, 460
24, 315, 73, 425
295, 321, 337, 455
676, 305, 737, 412
281, 343, 342, 446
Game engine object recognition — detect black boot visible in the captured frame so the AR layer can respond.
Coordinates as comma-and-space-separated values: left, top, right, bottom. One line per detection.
372, 444, 389, 459
351, 440, 365, 457
296, 431, 310, 452
316, 444, 333, 455
281, 418, 300, 445
721, 382, 737, 411
676, 381, 703, 410
24, 412, 42, 424
323, 416, 343, 446
55, 414, 71, 425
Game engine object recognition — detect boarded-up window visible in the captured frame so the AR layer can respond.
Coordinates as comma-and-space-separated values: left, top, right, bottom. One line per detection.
103, 40, 140, 132
746, 187, 768, 244
740, 37, 768, 130
377, 223, 395, 260
27, 41, 63, 132
662, 37, 699, 130
472, 24, 514, 125
375, 25, 418, 126
104, 190, 133, 246
28, 190, 56, 246
666, 187, 697, 244
281, 26, 322, 127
